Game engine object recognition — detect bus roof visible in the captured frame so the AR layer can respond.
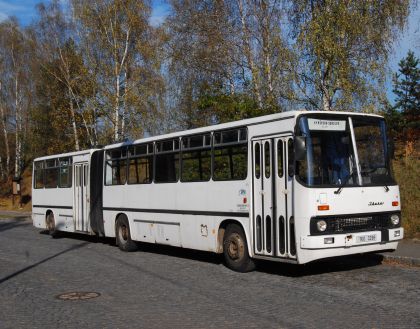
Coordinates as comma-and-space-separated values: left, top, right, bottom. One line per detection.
34, 148, 101, 162
104, 109, 383, 150
33, 110, 384, 158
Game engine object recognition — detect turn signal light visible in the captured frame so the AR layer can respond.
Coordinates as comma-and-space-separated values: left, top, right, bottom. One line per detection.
318, 205, 330, 211
392, 201, 399, 207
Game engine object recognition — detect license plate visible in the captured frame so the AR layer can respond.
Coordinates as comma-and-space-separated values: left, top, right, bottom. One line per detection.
356, 234, 377, 244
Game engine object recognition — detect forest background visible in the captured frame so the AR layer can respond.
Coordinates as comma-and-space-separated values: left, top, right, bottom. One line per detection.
0, 0, 418, 237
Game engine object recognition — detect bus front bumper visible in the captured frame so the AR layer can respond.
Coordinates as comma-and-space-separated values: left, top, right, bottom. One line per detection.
300, 227, 403, 249
296, 228, 403, 264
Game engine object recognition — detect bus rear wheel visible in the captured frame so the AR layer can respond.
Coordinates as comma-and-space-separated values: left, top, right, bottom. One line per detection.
46, 212, 58, 238
223, 223, 255, 272
115, 215, 138, 252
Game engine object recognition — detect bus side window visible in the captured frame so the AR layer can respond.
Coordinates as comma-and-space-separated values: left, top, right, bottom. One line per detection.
155, 139, 180, 183
213, 128, 248, 181
59, 157, 72, 188
181, 134, 211, 182
128, 143, 153, 184
105, 147, 127, 185
45, 159, 59, 188
34, 161, 45, 189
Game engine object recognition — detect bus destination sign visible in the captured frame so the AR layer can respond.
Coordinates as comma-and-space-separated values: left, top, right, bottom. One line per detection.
308, 118, 346, 131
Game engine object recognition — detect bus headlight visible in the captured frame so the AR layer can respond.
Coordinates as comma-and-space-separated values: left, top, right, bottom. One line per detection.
317, 220, 327, 232
390, 214, 400, 226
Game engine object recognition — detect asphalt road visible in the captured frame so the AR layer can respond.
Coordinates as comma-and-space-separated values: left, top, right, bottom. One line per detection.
0, 216, 419, 329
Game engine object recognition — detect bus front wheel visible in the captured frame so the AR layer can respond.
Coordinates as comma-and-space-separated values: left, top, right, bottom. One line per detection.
115, 216, 138, 252
223, 224, 255, 272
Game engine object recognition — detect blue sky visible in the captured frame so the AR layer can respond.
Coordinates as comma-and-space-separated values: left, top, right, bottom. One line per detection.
0, 0, 419, 104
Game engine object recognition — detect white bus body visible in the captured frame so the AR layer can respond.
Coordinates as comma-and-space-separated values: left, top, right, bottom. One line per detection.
32, 111, 403, 271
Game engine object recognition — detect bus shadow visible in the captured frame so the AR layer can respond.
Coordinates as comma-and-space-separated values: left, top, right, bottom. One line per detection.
0, 217, 31, 233
40, 230, 116, 246
0, 241, 89, 285
137, 242, 223, 265
40, 230, 223, 264
256, 253, 385, 277
38, 230, 384, 274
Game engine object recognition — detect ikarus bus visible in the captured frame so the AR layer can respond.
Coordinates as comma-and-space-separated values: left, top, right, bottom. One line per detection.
32, 111, 403, 272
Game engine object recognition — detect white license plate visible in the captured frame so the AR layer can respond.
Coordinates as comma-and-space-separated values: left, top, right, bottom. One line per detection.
356, 234, 377, 244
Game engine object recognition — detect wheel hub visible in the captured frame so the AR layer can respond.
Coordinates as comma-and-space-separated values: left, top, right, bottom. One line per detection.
227, 234, 244, 260
120, 225, 128, 241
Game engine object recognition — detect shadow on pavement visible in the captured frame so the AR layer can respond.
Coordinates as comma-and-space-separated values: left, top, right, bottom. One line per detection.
138, 242, 223, 265
41, 230, 116, 245
0, 241, 89, 285
0, 217, 31, 233
46, 230, 222, 265
46, 230, 385, 275
256, 253, 384, 277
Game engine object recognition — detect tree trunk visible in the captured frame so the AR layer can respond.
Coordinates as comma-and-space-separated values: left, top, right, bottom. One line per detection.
121, 67, 127, 140
0, 83, 10, 174
0, 157, 4, 180
321, 83, 332, 111
261, 0, 274, 106
114, 69, 120, 142
14, 75, 21, 178
237, 0, 263, 109
68, 86, 80, 151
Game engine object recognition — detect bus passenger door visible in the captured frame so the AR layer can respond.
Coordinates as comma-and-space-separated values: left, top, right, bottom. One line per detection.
252, 136, 295, 259
274, 137, 296, 259
252, 139, 275, 256
74, 162, 89, 232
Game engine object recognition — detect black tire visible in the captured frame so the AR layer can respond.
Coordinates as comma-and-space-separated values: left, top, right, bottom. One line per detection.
115, 215, 138, 252
46, 212, 59, 238
223, 223, 255, 272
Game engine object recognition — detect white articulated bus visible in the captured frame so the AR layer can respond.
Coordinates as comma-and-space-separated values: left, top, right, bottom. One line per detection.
32, 111, 403, 272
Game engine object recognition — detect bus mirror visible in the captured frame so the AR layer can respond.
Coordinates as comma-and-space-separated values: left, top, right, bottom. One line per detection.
295, 136, 306, 161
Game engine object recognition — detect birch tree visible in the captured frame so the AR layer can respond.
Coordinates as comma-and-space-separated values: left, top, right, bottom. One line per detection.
0, 29, 11, 178
0, 19, 28, 179
72, 0, 163, 142
289, 0, 411, 111
35, 1, 97, 150
166, 0, 292, 119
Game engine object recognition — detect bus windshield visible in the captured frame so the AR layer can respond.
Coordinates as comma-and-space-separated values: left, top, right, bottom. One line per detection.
296, 115, 394, 187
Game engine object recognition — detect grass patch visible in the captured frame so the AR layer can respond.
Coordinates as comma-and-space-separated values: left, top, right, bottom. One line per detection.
393, 157, 420, 238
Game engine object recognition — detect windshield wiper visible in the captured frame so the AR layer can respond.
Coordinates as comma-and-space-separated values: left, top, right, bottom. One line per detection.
360, 165, 390, 192
334, 171, 354, 195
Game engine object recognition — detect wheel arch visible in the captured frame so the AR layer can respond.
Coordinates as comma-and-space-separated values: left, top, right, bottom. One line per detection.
114, 212, 129, 230
45, 209, 54, 225
217, 219, 252, 256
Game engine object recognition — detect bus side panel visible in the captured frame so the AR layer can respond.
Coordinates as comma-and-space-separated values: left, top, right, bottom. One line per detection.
90, 150, 105, 236
101, 180, 250, 252
32, 188, 73, 230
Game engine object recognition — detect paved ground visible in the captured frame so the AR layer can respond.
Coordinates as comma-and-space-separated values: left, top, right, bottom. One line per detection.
0, 216, 419, 329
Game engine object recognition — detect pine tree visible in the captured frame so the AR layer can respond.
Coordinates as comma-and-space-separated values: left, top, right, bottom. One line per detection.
393, 51, 420, 138
393, 50, 420, 115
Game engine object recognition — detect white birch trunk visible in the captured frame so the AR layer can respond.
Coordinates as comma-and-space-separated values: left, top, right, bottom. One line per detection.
0, 82, 10, 174
321, 84, 332, 111
14, 74, 20, 178
237, 0, 263, 109
68, 86, 80, 151
261, 1, 274, 104
114, 71, 120, 142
